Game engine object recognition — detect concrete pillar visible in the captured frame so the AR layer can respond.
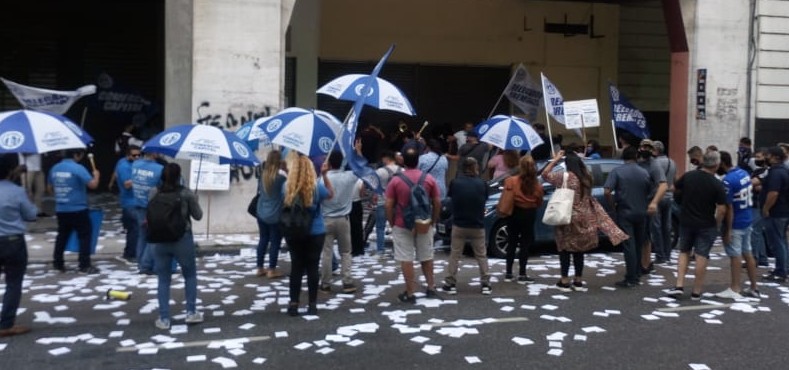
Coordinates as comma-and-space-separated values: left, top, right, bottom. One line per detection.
289, 0, 320, 108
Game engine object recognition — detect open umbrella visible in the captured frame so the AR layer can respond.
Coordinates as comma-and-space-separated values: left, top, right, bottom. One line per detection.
317, 74, 415, 116
475, 115, 544, 151
142, 124, 258, 167
0, 109, 93, 153
255, 108, 343, 157
233, 120, 263, 152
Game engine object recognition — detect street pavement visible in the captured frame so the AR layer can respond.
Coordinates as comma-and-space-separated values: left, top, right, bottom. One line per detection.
3, 194, 789, 369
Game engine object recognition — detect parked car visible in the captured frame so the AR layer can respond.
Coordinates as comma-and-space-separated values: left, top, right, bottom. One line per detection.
437, 158, 678, 258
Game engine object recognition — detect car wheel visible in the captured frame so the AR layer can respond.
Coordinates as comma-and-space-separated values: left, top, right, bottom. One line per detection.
488, 219, 510, 259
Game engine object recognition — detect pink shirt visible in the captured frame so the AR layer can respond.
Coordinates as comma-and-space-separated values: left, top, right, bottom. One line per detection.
385, 168, 440, 228
488, 154, 510, 179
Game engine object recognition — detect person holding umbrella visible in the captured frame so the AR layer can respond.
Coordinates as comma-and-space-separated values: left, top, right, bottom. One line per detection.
49, 149, 101, 274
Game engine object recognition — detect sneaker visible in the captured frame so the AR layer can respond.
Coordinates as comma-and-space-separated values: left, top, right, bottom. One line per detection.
256, 268, 267, 277
517, 275, 535, 285
332, 269, 341, 277
555, 281, 573, 292
614, 280, 638, 288
319, 284, 332, 294
342, 283, 358, 294
762, 273, 787, 283
691, 293, 702, 301
185, 311, 204, 324
397, 291, 416, 304
441, 283, 458, 295
503, 274, 514, 282
155, 318, 171, 330
665, 287, 684, 298
425, 289, 444, 300
78, 266, 100, 275
741, 288, 762, 299
715, 288, 743, 300
267, 269, 284, 279
571, 281, 587, 292
287, 303, 299, 317
480, 283, 492, 295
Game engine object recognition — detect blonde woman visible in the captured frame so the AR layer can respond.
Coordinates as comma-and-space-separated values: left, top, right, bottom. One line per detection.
255, 150, 287, 278
283, 151, 334, 316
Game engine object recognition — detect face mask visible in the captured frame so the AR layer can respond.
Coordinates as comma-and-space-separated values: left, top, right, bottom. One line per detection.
690, 158, 700, 166
755, 159, 765, 167
638, 150, 653, 159
716, 167, 727, 176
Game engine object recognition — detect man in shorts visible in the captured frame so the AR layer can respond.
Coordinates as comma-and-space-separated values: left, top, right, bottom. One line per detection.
385, 148, 442, 303
666, 151, 727, 300
716, 152, 760, 299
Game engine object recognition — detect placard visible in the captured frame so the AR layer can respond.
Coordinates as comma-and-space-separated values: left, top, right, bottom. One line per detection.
189, 160, 230, 191
563, 99, 600, 129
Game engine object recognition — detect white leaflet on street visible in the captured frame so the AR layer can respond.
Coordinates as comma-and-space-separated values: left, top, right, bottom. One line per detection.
109, 331, 124, 338
582, 326, 606, 333
350, 308, 366, 313
326, 335, 350, 343
546, 332, 567, 341
252, 358, 267, 364
547, 349, 563, 356
116, 318, 131, 326
540, 314, 556, 321
500, 306, 515, 312
422, 344, 442, 355
465, 356, 482, 364
227, 348, 246, 356
347, 339, 365, 347
238, 323, 255, 330
138, 347, 159, 355
316, 347, 335, 355
87, 338, 108, 345
294, 342, 313, 350
641, 315, 660, 321
512, 337, 534, 346
492, 298, 515, 303
187, 355, 207, 362
689, 364, 711, 370
541, 304, 558, 310
605, 310, 621, 315
119, 339, 136, 347
521, 305, 537, 310
170, 325, 188, 335
275, 331, 288, 338
302, 315, 320, 321
211, 356, 238, 368
593, 312, 610, 317
709, 310, 725, 315
653, 311, 679, 318
573, 334, 587, 341
411, 336, 430, 343
551, 295, 569, 300
48, 347, 71, 356
203, 327, 221, 334
704, 319, 723, 325
642, 297, 659, 303
549, 341, 563, 348
213, 311, 225, 317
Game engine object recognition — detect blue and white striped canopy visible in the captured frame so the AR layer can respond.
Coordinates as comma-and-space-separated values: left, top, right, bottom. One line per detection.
250, 108, 342, 157
0, 110, 93, 154
475, 115, 544, 151
143, 124, 259, 166
317, 74, 415, 116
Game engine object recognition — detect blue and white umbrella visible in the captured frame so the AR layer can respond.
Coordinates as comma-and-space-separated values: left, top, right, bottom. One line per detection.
317, 74, 415, 116
252, 108, 342, 157
475, 115, 544, 151
233, 120, 263, 151
0, 109, 93, 154
143, 124, 259, 167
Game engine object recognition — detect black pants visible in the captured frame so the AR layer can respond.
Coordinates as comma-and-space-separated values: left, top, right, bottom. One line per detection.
288, 234, 325, 305
0, 235, 27, 329
53, 209, 92, 269
506, 207, 536, 276
559, 251, 584, 277
350, 201, 365, 256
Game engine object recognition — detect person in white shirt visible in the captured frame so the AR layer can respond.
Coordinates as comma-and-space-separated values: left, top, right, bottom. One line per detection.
372, 151, 401, 257
453, 122, 474, 148
18, 153, 45, 216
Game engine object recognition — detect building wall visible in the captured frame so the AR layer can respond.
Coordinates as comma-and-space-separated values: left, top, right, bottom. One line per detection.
756, 0, 789, 119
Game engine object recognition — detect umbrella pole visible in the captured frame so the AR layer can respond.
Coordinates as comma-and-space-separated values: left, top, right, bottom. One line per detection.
323, 108, 355, 165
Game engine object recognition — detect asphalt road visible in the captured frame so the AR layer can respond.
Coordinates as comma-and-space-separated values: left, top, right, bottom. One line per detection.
1, 247, 787, 370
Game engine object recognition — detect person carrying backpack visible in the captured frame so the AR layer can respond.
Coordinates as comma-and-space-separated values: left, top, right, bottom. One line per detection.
282, 151, 334, 316
147, 163, 203, 330
385, 148, 442, 304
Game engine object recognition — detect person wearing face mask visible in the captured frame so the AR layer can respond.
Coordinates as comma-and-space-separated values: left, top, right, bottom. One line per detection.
760, 147, 789, 283
637, 140, 668, 275
749, 148, 771, 267
737, 137, 753, 175
687, 146, 703, 171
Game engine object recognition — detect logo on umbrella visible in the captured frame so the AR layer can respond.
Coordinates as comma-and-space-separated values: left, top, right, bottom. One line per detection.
478, 124, 490, 134
233, 142, 250, 158
354, 84, 375, 97
510, 136, 524, 148
318, 137, 334, 154
159, 133, 181, 147
237, 126, 251, 139
267, 119, 283, 133
62, 120, 84, 137
0, 131, 24, 150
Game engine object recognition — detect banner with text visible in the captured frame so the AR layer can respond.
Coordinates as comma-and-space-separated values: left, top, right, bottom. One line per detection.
504, 64, 542, 121
608, 83, 650, 139
1, 77, 96, 115
563, 99, 601, 130
189, 160, 230, 191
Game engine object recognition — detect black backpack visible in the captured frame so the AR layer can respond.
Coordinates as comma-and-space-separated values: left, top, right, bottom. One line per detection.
146, 189, 187, 243
280, 192, 316, 242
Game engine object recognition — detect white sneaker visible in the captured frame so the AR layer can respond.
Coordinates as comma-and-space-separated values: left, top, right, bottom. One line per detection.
155, 318, 171, 330
185, 311, 204, 324
715, 288, 742, 300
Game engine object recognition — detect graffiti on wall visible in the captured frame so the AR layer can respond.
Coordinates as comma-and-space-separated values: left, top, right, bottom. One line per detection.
196, 102, 272, 130
715, 88, 739, 123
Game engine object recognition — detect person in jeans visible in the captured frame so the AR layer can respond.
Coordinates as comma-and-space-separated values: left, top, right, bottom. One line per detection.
418, 139, 449, 200
255, 150, 287, 278
666, 151, 727, 300
0, 155, 37, 337
386, 148, 442, 303
150, 163, 203, 330
283, 151, 333, 316
749, 148, 771, 267
319, 151, 361, 294
49, 149, 101, 274
651, 141, 676, 264
441, 158, 490, 295
716, 151, 760, 299
113, 145, 140, 265
760, 147, 789, 282
605, 146, 654, 288
131, 151, 164, 274
502, 155, 544, 284
636, 140, 667, 275
373, 151, 400, 257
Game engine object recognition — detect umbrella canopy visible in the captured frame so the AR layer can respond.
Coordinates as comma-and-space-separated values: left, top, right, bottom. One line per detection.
0, 109, 93, 154
317, 74, 415, 116
233, 121, 262, 151
143, 124, 259, 166
253, 108, 342, 157
475, 115, 544, 151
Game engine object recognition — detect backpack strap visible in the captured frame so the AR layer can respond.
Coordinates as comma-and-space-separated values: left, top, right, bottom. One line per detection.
395, 172, 415, 188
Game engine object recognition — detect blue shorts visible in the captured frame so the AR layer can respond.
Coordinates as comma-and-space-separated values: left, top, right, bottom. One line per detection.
724, 226, 752, 257
678, 226, 718, 259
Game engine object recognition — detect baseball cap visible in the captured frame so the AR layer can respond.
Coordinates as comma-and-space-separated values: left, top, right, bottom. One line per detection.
639, 139, 655, 148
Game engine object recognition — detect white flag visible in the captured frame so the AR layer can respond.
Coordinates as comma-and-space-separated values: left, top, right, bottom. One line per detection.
1, 77, 96, 115
504, 64, 542, 121
540, 73, 566, 126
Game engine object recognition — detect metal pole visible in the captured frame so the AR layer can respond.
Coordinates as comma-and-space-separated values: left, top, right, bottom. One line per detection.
543, 106, 556, 156
487, 91, 507, 119
611, 119, 620, 152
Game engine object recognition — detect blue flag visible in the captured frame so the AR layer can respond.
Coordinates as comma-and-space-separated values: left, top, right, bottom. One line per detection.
609, 83, 650, 139
340, 45, 396, 194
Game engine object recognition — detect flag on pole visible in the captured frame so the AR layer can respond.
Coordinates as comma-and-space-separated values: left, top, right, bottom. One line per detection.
608, 83, 650, 139
540, 73, 566, 126
1, 77, 96, 115
504, 64, 542, 121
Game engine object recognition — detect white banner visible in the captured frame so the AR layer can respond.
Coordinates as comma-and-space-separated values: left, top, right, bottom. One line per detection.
504, 64, 542, 120
189, 160, 230, 191
540, 73, 566, 126
1, 77, 96, 115
563, 99, 601, 129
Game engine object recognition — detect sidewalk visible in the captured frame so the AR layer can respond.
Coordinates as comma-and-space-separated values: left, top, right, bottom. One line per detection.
25, 193, 257, 264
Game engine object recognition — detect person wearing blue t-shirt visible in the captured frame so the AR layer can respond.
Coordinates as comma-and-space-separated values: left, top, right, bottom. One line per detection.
760, 147, 789, 283
114, 145, 141, 264
717, 152, 760, 300
131, 152, 164, 274
48, 149, 100, 274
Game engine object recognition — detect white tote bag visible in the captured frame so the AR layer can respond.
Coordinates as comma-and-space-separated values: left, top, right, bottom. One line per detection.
542, 172, 574, 226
